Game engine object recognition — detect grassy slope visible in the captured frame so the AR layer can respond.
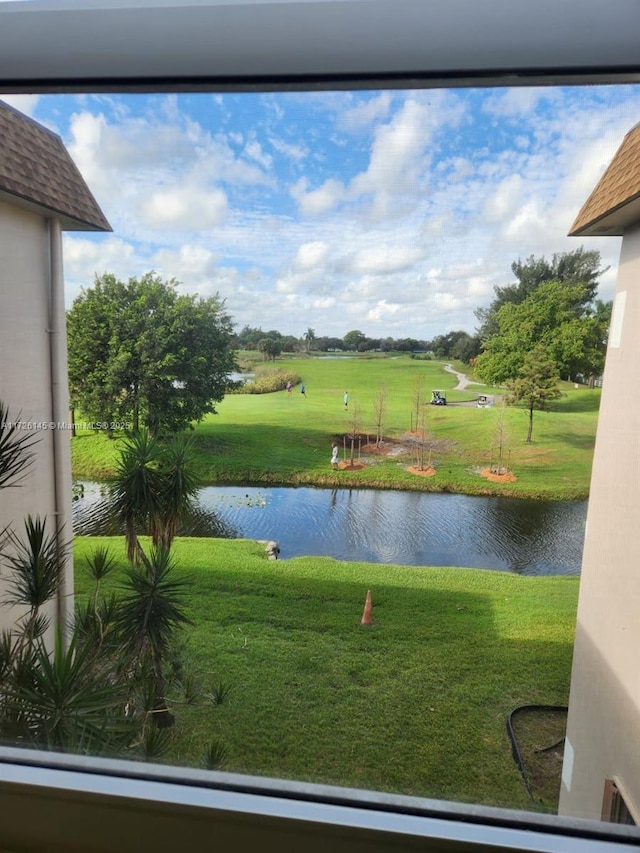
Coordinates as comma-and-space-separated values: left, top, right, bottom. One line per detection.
74, 536, 578, 811
71, 356, 599, 499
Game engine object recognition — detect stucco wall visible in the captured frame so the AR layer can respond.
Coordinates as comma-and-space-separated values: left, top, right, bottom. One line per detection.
559, 222, 640, 821
0, 199, 72, 635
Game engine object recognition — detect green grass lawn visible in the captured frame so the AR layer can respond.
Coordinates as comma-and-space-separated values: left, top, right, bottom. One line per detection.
74, 535, 578, 812
71, 356, 600, 499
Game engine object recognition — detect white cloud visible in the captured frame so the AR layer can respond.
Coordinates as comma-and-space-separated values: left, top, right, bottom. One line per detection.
483, 173, 524, 222
0, 94, 39, 116
366, 300, 402, 322
349, 245, 424, 275
291, 177, 347, 216
140, 186, 228, 230
349, 99, 430, 216
244, 138, 273, 169
65, 105, 272, 242
62, 235, 139, 304
290, 97, 457, 220
269, 136, 308, 161
482, 88, 560, 118
293, 241, 330, 270
312, 296, 337, 310
42, 85, 640, 339
275, 276, 297, 294
338, 92, 392, 131
152, 244, 219, 280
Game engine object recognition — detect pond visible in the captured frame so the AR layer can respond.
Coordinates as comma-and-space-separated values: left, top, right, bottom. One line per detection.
73, 483, 587, 576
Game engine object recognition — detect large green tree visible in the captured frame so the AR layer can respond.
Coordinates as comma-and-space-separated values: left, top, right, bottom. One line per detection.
475, 248, 606, 339
258, 337, 283, 361
475, 280, 606, 385
342, 330, 366, 351
67, 272, 237, 434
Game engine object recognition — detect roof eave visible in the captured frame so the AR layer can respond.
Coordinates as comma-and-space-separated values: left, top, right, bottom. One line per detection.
569, 193, 640, 238
0, 187, 112, 232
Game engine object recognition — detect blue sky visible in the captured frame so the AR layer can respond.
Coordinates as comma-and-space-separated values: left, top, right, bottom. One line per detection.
2, 85, 639, 339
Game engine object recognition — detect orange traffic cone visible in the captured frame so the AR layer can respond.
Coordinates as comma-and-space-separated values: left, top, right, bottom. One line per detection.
361, 589, 373, 625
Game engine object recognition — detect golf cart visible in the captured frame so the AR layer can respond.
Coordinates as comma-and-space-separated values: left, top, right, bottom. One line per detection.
430, 390, 447, 406
477, 394, 493, 408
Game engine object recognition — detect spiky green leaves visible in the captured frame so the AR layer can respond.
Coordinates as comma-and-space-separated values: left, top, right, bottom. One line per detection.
0, 402, 39, 490
0, 516, 68, 648
116, 545, 191, 692
111, 430, 200, 562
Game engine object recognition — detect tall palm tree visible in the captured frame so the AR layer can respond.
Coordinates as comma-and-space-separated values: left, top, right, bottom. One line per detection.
303, 327, 316, 353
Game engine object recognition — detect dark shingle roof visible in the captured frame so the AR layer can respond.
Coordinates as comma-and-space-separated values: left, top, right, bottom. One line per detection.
0, 99, 111, 232
569, 122, 640, 237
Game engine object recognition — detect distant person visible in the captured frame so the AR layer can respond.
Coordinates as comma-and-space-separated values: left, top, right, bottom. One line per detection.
331, 443, 339, 468
300, 383, 306, 397
343, 390, 349, 410
286, 380, 292, 394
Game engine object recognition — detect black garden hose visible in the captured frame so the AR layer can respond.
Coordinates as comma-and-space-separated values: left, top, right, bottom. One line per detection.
506, 704, 568, 799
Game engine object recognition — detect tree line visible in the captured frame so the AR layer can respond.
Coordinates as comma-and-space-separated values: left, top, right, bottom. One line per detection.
236, 324, 483, 361
235, 325, 437, 358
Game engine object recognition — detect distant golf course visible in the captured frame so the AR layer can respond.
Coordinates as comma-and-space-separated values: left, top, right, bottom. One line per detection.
71, 354, 600, 500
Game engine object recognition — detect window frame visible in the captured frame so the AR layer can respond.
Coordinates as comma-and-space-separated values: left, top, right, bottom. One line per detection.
602, 779, 639, 827
1, 746, 640, 852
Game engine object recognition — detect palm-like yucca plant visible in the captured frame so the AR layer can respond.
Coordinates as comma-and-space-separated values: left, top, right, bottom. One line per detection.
86, 545, 117, 588
0, 630, 16, 713
115, 544, 191, 700
3, 627, 129, 753
1, 515, 68, 651
139, 721, 173, 760
84, 546, 117, 643
153, 432, 200, 549
112, 430, 201, 561
111, 430, 163, 564
202, 739, 227, 770
74, 592, 120, 666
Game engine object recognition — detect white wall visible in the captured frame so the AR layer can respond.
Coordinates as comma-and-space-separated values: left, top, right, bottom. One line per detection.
559, 223, 640, 821
0, 199, 71, 635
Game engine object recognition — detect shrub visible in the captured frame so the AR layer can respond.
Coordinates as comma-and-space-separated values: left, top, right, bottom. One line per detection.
235, 368, 301, 394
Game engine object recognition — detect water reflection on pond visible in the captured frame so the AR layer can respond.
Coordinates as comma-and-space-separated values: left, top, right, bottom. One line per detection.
73, 483, 586, 576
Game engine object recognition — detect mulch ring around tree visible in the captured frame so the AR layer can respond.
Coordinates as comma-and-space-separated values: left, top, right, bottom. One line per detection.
335, 460, 366, 470
406, 465, 437, 477
480, 468, 518, 483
